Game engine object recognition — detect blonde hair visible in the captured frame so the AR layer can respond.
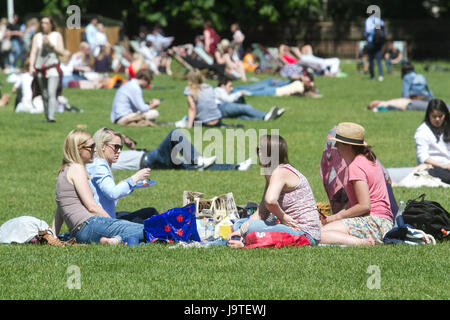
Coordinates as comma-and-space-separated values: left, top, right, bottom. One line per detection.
187, 69, 204, 101
60, 129, 92, 173
92, 127, 123, 160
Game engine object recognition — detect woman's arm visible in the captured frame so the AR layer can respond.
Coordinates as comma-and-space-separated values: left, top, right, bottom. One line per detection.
423, 157, 450, 170
51, 208, 64, 236
325, 180, 370, 224
214, 51, 225, 64
204, 30, 211, 53
68, 164, 110, 218
186, 95, 197, 128
264, 168, 300, 230
401, 76, 411, 98
52, 32, 65, 57
415, 126, 436, 166
92, 162, 135, 201
28, 35, 38, 75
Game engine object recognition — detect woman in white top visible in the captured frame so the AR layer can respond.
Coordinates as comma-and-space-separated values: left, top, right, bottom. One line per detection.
29, 16, 64, 122
414, 98, 450, 169
386, 99, 450, 185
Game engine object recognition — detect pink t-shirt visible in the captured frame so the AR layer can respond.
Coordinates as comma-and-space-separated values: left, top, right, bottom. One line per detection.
345, 155, 393, 221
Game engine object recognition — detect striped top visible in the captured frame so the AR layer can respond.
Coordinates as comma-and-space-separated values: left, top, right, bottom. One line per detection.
277, 164, 321, 241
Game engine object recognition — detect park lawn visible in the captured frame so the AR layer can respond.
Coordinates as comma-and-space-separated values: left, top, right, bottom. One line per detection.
0, 60, 449, 300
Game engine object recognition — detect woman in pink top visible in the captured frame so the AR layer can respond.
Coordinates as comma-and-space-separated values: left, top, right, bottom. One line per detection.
321, 122, 394, 246
228, 134, 321, 247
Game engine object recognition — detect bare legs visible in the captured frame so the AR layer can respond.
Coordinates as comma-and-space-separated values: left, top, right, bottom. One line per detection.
320, 220, 375, 246
367, 98, 412, 110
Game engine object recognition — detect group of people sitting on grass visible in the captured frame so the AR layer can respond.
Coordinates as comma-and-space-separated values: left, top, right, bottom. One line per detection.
109, 68, 288, 127
3, 16, 330, 123
51, 97, 449, 247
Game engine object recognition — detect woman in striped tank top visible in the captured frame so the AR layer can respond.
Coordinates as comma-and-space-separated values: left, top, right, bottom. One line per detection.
228, 135, 321, 247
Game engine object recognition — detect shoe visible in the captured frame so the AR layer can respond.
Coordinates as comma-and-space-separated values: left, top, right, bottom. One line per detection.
378, 76, 384, 82
196, 156, 216, 170
237, 158, 252, 171
175, 116, 188, 128
46, 119, 56, 123
264, 106, 279, 121
276, 108, 285, 119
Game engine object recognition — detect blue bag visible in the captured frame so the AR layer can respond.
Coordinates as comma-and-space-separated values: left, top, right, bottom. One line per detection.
143, 203, 200, 243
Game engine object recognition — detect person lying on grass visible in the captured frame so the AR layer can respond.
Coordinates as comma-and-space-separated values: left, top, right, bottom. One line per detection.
52, 129, 146, 245
320, 122, 394, 246
227, 134, 321, 248
110, 129, 253, 172
367, 97, 450, 112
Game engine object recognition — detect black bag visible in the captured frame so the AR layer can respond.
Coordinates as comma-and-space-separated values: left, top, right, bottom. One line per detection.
372, 26, 386, 48
428, 167, 450, 185
402, 194, 450, 240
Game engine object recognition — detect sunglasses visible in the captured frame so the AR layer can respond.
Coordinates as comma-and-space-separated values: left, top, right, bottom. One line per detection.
107, 144, 123, 152
81, 143, 96, 152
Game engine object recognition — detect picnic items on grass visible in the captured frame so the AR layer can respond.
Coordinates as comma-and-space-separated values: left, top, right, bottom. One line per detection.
183, 190, 240, 241
143, 202, 200, 243
0, 216, 79, 246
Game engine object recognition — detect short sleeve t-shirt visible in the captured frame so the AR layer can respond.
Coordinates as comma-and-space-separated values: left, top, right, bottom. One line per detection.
184, 83, 222, 124
345, 155, 393, 221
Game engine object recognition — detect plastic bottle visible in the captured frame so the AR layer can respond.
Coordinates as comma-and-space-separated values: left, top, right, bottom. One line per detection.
394, 200, 405, 227
205, 218, 215, 240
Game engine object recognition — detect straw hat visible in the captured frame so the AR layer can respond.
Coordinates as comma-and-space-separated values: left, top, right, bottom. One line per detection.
329, 122, 367, 146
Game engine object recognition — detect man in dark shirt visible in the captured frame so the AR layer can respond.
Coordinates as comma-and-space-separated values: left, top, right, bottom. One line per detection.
383, 41, 403, 74
6, 14, 25, 69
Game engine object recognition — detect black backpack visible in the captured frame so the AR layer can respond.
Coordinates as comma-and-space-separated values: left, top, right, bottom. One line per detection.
372, 26, 386, 48
402, 194, 450, 240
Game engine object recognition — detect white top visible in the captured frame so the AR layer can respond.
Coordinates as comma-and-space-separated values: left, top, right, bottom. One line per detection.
34, 32, 60, 78
232, 30, 245, 44
414, 122, 450, 166
13, 72, 34, 102
213, 86, 242, 105
93, 31, 108, 57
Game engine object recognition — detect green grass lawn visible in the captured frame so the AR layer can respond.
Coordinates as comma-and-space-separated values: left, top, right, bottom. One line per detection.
0, 60, 449, 300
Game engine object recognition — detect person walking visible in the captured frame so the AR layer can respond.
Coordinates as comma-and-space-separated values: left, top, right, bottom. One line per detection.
364, 15, 386, 82
29, 16, 64, 122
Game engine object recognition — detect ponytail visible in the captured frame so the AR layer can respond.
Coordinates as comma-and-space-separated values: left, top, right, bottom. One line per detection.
352, 144, 377, 162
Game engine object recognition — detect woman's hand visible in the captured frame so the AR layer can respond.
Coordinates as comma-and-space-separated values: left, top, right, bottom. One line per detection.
29, 65, 36, 76
227, 230, 244, 248
227, 229, 241, 241
321, 213, 340, 226
228, 239, 244, 248
279, 214, 300, 231
131, 168, 151, 183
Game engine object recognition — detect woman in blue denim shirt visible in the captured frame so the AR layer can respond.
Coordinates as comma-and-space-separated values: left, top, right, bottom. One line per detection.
86, 127, 158, 224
